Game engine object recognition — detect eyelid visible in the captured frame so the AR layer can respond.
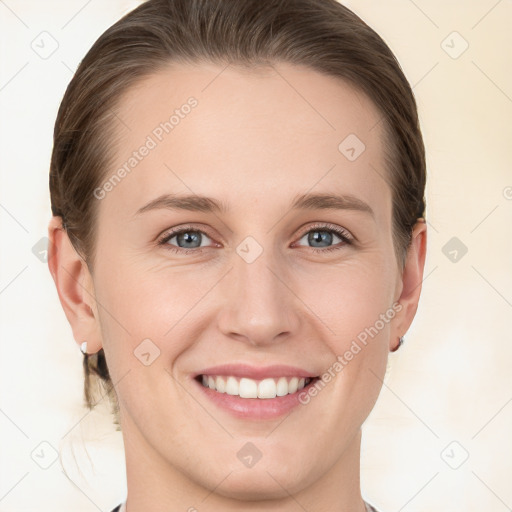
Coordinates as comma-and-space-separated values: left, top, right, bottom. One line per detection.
296, 222, 353, 242
157, 222, 354, 252
157, 224, 217, 247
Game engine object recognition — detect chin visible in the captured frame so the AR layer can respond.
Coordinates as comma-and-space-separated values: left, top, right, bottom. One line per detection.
211, 472, 300, 501
201, 458, 314, 501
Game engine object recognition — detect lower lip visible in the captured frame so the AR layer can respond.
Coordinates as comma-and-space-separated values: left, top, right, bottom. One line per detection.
192, 376, 319, 420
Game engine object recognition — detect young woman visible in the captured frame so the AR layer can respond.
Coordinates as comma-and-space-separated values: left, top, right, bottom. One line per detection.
47, 1, 427, 510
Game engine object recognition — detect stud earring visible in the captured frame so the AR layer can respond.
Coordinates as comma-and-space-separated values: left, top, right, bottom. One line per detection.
392, 336, 404, 352
80, 341, 88, 354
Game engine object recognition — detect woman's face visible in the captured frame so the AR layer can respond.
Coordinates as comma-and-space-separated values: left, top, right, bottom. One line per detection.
75, 62, 425, 499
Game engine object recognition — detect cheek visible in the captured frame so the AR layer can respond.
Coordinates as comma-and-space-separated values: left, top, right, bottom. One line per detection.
93, 256, 209, 375
94, 268, 176, 344
297, 258, 396, 344
299, 258, 395, 415
93, 266, 188, 423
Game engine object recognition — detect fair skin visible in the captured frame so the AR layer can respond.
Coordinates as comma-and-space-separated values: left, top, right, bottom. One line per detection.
48, 62, 426, 512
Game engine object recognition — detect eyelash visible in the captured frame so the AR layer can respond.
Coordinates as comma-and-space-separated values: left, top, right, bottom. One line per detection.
157, 223, 353, 255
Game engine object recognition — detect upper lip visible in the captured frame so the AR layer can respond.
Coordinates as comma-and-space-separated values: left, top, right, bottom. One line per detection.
195, 363, 318, 380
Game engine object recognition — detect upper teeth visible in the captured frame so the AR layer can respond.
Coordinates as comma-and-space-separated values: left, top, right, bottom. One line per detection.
201, 375, 311, 399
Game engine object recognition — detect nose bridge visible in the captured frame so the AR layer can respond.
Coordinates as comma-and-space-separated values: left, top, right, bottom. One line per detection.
217, 239, 300, 345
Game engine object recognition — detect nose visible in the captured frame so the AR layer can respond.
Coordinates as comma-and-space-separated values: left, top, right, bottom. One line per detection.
217, 244, 302, 347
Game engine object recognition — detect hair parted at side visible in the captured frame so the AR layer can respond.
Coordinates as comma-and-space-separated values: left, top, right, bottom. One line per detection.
49, 0, 426, 425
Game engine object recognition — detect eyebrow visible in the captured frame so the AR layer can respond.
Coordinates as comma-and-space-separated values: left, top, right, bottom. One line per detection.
135, 192, 374, 218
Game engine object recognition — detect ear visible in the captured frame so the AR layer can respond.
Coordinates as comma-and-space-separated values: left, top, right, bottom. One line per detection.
390, 219, 427, 351
47, 216, 103, 354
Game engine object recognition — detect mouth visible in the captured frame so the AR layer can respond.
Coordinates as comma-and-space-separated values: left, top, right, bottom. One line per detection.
194, 374, 321, 399
190, 363, 322, 419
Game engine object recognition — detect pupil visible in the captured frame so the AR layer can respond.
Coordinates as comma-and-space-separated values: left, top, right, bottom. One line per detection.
179, 231, 200, 248
309, 230, 331, 247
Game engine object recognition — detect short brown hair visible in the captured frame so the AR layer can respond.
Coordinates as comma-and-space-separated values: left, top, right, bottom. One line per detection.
49, 0, 426, 424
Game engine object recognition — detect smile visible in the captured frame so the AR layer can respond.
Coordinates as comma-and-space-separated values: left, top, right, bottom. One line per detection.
197, 374, 317, 399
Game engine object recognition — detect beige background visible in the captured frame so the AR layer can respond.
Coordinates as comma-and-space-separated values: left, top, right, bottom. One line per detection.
0, 1, 511, 510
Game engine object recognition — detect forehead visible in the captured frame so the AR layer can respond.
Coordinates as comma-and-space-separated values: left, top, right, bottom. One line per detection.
101, 61, 391, 221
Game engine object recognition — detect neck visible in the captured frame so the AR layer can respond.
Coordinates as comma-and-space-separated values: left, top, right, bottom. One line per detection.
121, 413, 367, 512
